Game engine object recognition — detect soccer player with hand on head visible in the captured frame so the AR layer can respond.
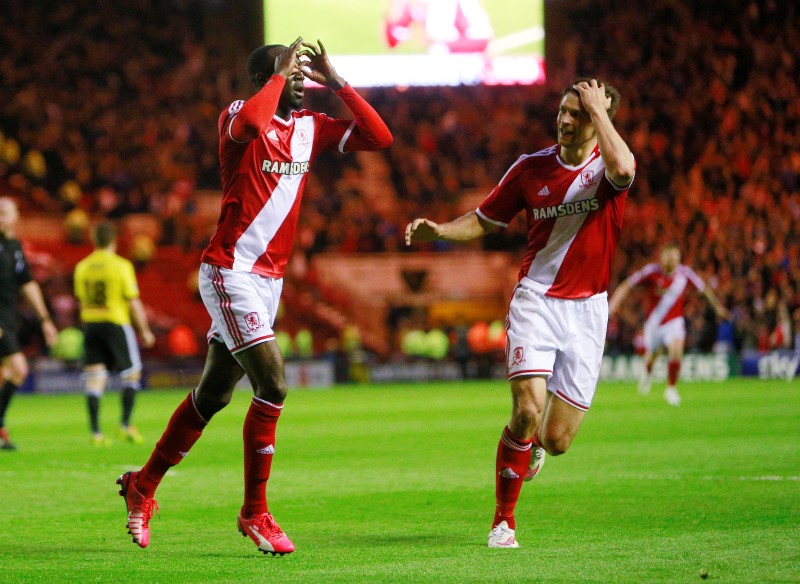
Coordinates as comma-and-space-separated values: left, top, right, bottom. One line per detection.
116, 38, 392, 555
406, 78, 635, 548
609, 244, 731, 406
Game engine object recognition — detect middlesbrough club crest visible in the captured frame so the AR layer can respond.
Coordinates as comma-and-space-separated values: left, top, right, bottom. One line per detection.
243, 312, 264, 333
296, 128, 310, 147
511, 347, 525, 367
579, 168, 597, 188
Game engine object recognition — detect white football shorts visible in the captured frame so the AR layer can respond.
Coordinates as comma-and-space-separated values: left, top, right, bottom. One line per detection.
198, 263, 282, 354
642, 316, 685, 353
505, 279, 608, 412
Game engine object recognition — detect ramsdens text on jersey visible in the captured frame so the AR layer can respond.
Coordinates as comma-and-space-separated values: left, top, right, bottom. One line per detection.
261, 160, 310, 175
531, 198, 599, 220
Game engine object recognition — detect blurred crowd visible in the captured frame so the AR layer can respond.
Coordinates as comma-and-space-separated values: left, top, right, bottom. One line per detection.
1, 0, 798, 356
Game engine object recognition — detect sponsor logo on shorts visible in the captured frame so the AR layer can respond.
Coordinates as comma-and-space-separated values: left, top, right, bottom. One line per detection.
243, 311, 264, 333
511, 347, 525, 367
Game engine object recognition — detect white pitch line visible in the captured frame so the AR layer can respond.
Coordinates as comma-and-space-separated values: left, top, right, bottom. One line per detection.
620, 473, 800, 482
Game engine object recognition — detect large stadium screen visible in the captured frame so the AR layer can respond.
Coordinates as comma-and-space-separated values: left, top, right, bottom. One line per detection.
263, 0, 545, 87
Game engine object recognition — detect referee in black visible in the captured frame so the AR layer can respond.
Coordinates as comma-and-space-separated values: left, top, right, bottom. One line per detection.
0, 197, 58, 450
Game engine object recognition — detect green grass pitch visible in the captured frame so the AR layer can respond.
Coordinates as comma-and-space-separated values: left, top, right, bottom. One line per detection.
265, 0, 544, 56
1, 377, 798, 582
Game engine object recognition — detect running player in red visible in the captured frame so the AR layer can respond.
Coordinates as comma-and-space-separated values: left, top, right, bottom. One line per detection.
406, 78, 635, 548
608, 244, 731, 406
116, 38, 392, 555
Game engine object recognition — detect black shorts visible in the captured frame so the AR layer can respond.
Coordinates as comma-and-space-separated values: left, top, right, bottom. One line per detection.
83, 322, 141, 373
0, 324, 20, 359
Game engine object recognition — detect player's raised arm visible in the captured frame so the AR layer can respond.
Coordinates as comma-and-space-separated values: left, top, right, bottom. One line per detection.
302, 40, 393, 151
299, 39, 346, 90
573, 79, 635, 187
405, 211, 494, 246
230, 37, 305, 142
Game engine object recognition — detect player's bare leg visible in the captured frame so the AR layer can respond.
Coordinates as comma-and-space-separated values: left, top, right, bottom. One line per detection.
193, 340, 245, 420
664, 338, 685, 407
537, 395, 586, 456
508, 376, 548, 482
232, 340, 295, 555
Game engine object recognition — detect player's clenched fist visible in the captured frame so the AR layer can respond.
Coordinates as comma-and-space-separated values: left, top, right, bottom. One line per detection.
405, 218, 440, 245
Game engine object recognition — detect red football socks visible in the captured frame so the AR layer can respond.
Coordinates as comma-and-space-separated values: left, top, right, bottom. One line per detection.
494, 426, 533, 529
242, 397, 283, 517
668, 359, 682, 386
136, 391, 208, 498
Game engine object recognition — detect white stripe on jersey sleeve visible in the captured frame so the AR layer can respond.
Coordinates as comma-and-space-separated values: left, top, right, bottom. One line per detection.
679, 264, 706, 291
338, 121, 356, 153
228, 115, 249, 144
628, 263, 659, 286
475, 207, 508, 228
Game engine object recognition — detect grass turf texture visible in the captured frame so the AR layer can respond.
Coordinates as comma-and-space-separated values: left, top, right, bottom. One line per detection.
1, 378, 797, 583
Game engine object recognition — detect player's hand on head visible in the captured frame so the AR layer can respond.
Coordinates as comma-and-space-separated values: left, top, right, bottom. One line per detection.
274, 37, 304, 79
573, 79, 612, 117
299, 40, 346, 90
405, 218, 439, 246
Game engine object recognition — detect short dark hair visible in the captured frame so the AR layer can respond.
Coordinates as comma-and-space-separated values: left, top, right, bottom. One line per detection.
93, 220, 117, 248
246, 44, 286, 88
562, 77, 622, 120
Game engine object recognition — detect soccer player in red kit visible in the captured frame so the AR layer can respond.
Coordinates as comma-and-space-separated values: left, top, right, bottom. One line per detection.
406, 78, 635, 548
609, 244, 731, 406
116, 38, 392, 555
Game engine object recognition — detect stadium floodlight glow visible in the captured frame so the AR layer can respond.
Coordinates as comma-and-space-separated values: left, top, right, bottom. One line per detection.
263, 0, 545, 88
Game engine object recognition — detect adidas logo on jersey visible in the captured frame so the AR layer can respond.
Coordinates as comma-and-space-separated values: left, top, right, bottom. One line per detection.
537, 185, 551, 196
261, 159, 310, 175
267, 129, 279, 142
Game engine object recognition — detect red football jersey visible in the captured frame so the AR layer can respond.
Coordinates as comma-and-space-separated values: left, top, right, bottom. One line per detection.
627, 263, 705, 325
477, 144, 633, 299
201, 102, 354, 277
